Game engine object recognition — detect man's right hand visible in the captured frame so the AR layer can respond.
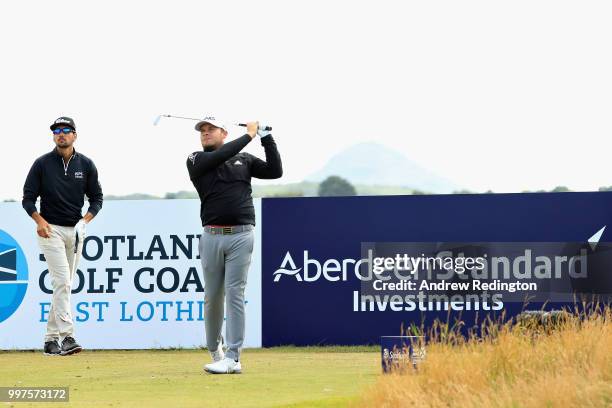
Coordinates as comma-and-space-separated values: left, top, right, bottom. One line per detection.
246, 122, 259, 139
36, 218, 52, 238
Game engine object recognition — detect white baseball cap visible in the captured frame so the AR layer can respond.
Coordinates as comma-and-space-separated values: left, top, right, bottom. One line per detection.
194, 115, 227, 132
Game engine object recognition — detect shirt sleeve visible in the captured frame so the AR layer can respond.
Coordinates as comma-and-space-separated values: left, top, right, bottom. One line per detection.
22, 159, 42, 217
85, 159, 103, 216
186, 134, 252, 180
248, 135, 283, 179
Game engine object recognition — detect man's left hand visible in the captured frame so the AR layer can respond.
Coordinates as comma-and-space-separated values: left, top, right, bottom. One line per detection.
257, 124, 272, 138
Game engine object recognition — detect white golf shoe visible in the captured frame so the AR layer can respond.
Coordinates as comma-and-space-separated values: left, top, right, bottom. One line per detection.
204, 357, 242, 374
209, 340, 225, 362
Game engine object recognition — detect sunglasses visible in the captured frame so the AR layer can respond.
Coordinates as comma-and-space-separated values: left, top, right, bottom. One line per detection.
53, 127, 74, 135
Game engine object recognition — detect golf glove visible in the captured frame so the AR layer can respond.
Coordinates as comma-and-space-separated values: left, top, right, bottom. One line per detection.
257, 125, 272, 138
74, 219, 87, 250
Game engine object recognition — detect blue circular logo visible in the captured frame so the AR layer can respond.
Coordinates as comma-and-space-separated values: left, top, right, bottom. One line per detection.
0, 229, 29, 323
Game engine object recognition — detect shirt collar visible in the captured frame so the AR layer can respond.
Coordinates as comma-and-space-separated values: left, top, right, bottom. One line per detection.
52, 147, 78, 158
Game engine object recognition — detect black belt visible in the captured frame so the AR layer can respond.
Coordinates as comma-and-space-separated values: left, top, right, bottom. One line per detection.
204, 225, 253, 235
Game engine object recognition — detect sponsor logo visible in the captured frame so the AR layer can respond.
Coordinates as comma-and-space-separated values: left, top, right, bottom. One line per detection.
188, 153, 197, 165
383, 347, 410, 361
0, 230, 29, 323
382, 345, 426, 371
273, 252, 302, 282
272, 251, 375, 283
271, 234, 607, 284
233, 160, 243, 166
74, 172, 83, 179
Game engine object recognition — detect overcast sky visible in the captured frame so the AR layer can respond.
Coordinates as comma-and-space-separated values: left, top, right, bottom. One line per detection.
1, 1, 610, 201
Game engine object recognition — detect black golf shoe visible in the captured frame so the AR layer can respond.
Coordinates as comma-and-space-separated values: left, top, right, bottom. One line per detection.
60, 336, 82, 356
43, 340, 61, 356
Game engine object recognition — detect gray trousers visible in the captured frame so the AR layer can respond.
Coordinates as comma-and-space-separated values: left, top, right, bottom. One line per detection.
199, 228, 254, 361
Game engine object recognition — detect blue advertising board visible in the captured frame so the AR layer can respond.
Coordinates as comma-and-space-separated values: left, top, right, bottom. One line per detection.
261, 192, 612, 346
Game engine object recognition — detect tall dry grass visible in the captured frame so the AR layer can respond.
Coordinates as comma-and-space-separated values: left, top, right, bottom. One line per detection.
358, 305, 612, 407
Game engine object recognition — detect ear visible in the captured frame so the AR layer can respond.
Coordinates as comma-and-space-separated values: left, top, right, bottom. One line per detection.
221, 129, 228, 139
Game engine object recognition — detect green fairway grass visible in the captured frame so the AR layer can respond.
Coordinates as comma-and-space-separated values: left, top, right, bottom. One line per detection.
0, 347, 380, 408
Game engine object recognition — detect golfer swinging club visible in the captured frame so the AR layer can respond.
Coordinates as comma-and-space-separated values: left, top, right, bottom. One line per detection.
187, 117, 282, 374
22, 117, 103, 356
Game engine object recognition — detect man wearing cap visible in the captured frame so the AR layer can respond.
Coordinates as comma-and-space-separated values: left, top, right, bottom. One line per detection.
186, 117, 282, 374
22, 117, 103, 356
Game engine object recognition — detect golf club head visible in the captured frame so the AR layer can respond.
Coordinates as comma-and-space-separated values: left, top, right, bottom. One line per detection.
153, 115, 162, 126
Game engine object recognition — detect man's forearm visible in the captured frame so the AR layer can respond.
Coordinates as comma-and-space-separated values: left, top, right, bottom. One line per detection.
22, 197, 38, 217
31, 212, 45, 224
261, 136, 283, 178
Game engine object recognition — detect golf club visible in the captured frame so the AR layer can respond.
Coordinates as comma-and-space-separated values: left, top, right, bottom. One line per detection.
154, 114, 272, 131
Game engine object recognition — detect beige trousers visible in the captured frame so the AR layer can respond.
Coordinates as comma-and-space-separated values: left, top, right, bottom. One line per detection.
37, 224, 84, 342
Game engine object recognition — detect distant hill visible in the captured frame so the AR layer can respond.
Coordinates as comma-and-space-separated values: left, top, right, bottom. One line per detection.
306, 142, 460, 193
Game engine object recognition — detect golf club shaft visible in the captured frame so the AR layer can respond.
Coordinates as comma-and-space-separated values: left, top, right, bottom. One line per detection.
155, 114, 272, 131
163, 115, 200, 121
